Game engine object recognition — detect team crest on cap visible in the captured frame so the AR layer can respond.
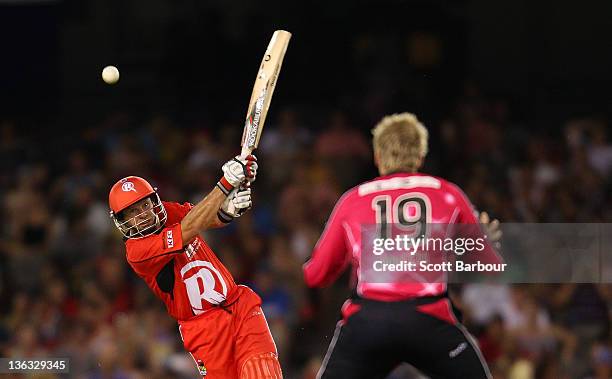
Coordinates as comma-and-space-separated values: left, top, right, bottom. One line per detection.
121, 182, 137, 192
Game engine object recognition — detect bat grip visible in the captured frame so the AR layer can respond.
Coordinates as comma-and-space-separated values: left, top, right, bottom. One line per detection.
240, 146, 253, 159
239, 147, 253, 190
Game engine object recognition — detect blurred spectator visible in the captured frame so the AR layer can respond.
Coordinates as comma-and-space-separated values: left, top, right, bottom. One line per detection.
478, 315, 506, 365
252, 267, 293, 364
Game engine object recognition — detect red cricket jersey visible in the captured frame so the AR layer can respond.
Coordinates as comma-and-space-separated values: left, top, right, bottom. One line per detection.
303, 172, 502, 301
125, 201, 236, 321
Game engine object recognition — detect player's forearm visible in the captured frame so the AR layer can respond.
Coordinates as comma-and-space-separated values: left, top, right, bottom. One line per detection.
303, 245, 348, 288
304, 204, 350, 287
209, 215, 230, 229
180, 155, 257, 240
180, 187, 227, 242
303, 259, 328, 288
303, 258, 343, 288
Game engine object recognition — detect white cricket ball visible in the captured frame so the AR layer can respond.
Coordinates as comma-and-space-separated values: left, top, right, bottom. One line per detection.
102, 65, 120, 84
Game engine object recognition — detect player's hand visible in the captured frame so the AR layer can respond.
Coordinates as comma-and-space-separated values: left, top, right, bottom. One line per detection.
218, 187, 252, 223
217, 155, 258, 194
480, 211, 502, 243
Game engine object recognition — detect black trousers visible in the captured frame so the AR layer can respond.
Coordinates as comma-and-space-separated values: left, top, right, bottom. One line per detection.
317, 298, 491, 379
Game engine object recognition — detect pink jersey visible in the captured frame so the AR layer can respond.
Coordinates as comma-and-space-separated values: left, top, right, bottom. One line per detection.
303, 172, 502, 301
125, 201, 237, 321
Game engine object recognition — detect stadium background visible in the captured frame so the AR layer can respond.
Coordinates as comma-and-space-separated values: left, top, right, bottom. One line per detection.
1, 0, 612, 378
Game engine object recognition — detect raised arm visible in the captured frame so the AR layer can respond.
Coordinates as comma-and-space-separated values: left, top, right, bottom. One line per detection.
181, 155, 257, 242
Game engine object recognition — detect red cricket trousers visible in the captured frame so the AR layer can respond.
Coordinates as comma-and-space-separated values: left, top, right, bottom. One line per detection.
178, 285, 282, 378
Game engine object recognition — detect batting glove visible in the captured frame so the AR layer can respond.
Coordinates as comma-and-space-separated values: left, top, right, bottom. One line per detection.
218, 187, 253, 223
217, 155, 258, 195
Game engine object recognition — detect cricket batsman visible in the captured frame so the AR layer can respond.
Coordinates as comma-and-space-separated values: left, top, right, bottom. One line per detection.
108, 155, 282, 378
304, 113, 503, 379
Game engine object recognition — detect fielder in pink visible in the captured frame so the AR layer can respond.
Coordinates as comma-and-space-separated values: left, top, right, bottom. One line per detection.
304, 113, 502, 379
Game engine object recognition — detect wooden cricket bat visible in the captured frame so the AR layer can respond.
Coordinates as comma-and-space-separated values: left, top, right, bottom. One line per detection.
241, 30, 291, 157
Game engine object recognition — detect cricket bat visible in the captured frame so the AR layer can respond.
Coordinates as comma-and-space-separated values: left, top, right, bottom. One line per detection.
241, 30, 291, 157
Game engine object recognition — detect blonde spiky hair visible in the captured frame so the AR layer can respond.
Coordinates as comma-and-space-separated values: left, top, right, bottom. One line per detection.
371, 112, 429, 175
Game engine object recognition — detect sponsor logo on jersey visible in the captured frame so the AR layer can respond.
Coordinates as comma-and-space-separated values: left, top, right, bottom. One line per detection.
449, 342, 468, 358
184, 239, 201, 260
121, 181, 137, 192
358, 176, 441, 196
166, 230, 174, 249
250, 310, 263, 318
